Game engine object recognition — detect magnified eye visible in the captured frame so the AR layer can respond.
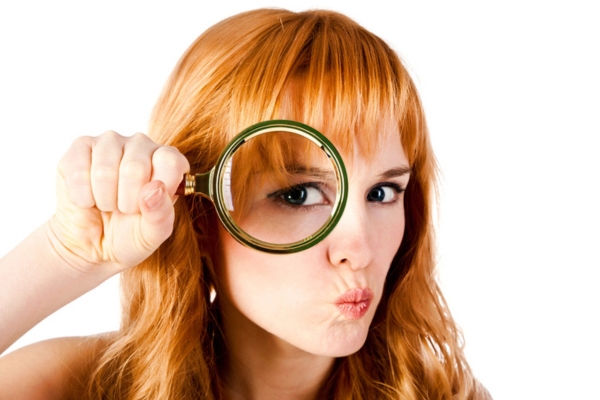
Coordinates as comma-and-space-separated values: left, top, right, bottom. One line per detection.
269, 183, 329, 207
282, 186, 308, 205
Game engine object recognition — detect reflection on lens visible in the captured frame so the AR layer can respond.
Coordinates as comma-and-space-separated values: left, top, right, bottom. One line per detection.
223, 159, 234, 211
223, 131, 339, 245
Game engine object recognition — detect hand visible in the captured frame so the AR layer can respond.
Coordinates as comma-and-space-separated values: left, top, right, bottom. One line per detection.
49, 131, 189, 275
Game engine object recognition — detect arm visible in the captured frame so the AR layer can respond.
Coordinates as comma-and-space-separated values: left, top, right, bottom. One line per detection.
0, 335, 112, 399
0, 222, 112, 354
0, 131, 189, 354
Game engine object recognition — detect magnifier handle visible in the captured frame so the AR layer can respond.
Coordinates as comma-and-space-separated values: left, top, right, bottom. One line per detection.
175, 173, 211, 197
176, 174, 195, 196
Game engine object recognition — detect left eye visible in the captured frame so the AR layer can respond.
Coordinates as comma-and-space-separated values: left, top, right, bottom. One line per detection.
280, 185, 325, 206
367, 186, 398, 203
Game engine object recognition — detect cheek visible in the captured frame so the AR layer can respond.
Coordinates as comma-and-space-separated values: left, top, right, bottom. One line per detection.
212, 205, 406, 357
369, 206, 406, 289
214, 228, 268, 305
214, 225, 320, 320
372, 206, 406, 257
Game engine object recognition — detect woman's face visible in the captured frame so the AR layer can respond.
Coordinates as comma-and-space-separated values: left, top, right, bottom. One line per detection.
214, 126, 410, 357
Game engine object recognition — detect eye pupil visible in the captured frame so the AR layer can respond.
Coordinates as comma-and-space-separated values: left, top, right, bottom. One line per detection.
367, 187, 385, 202
283, 187, 307, 205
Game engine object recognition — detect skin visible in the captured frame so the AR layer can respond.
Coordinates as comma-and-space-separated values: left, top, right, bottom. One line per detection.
0, 125, 410, 400
0, 131, 189, 398
216, 129, 410, 399
0, 335, 112, 400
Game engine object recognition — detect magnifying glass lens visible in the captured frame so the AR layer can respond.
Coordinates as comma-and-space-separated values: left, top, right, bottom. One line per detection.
179, 120, 347, 253
223, 130, 339, 245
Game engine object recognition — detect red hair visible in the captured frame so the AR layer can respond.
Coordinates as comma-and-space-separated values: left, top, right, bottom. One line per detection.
87, 8, 488, 399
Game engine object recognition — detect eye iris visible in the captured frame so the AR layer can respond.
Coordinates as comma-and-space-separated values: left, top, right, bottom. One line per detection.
368, 187, 385, 202
283, 187, 307, 205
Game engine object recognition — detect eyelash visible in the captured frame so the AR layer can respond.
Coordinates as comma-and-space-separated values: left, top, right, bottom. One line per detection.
367, 182, 406, 205
266, 182, 329, 211
266, 181, 406, 210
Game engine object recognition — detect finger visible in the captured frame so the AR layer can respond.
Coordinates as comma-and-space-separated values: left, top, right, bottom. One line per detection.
57, 136, 94, 208
150, 146, 190, 198
118, 133, 158, 214
90, 131, 125, 212
137, 180, 176, 253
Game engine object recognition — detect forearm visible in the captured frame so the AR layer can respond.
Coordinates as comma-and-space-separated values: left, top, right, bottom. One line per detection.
0, 132, 184, 355
0, 221, 113, 354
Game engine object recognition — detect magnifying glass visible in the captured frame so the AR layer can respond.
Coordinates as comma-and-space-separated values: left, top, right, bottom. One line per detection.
177, 120, 348, 254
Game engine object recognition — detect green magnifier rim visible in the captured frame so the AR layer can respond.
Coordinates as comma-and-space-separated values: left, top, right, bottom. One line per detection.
210, 119, 348, 254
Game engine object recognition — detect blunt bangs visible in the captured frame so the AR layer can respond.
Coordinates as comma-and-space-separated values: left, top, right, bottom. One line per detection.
151, 8, 426, 176
220, 9, 419, 163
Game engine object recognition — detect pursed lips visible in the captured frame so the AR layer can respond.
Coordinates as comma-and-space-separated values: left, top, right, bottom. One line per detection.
335, 287, 374, 320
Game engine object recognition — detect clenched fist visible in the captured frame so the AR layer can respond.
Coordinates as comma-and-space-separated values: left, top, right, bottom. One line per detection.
50, 131, 190, 274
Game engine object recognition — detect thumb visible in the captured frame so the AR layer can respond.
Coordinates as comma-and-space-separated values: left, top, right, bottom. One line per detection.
137, 180, 176, 252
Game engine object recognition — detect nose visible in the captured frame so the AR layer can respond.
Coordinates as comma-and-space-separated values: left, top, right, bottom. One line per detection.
325, 198, 374, 270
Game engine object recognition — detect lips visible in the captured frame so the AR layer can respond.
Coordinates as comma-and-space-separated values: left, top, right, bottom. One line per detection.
335, 288, 374, 320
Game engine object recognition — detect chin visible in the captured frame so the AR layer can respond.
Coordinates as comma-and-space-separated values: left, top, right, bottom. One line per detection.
320, 341, 368, 358
311, 324, 371, 358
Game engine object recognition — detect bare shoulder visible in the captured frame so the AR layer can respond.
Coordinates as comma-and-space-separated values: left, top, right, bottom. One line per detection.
0, 333, 115, 400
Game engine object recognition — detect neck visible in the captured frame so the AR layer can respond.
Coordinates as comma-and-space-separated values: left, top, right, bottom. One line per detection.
217, 300, 335, 400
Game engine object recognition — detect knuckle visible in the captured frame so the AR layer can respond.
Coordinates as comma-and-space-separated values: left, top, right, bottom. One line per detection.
130, 132, 149, 142
92, 165, 119, 183
118, 198, 138, 214
99, 130, 123, 142
120, 160, 148, 181
67, 169, 91, 186
153, 146, 182, 169
59, 137, 91, 170
72, 135, 93, 146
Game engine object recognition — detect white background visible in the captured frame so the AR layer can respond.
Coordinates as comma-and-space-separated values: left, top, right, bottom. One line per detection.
1, 1, 599, 399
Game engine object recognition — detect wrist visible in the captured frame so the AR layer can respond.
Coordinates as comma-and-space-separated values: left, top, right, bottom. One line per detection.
0, 221, 116, 353
44, 217, 120, 282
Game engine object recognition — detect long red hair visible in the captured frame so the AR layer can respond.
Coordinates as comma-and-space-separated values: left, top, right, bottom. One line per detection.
87, 8, 488, 399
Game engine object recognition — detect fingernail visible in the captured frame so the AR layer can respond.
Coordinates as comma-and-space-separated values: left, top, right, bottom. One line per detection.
144, 187, 164, 210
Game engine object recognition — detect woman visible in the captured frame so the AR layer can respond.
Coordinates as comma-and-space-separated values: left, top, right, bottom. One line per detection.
0, 8, 491, 399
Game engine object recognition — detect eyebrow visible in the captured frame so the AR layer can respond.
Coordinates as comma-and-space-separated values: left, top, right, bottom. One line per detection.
379, 166, 412, 179
286, 166, 337, 180
277, 165, 412, 180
